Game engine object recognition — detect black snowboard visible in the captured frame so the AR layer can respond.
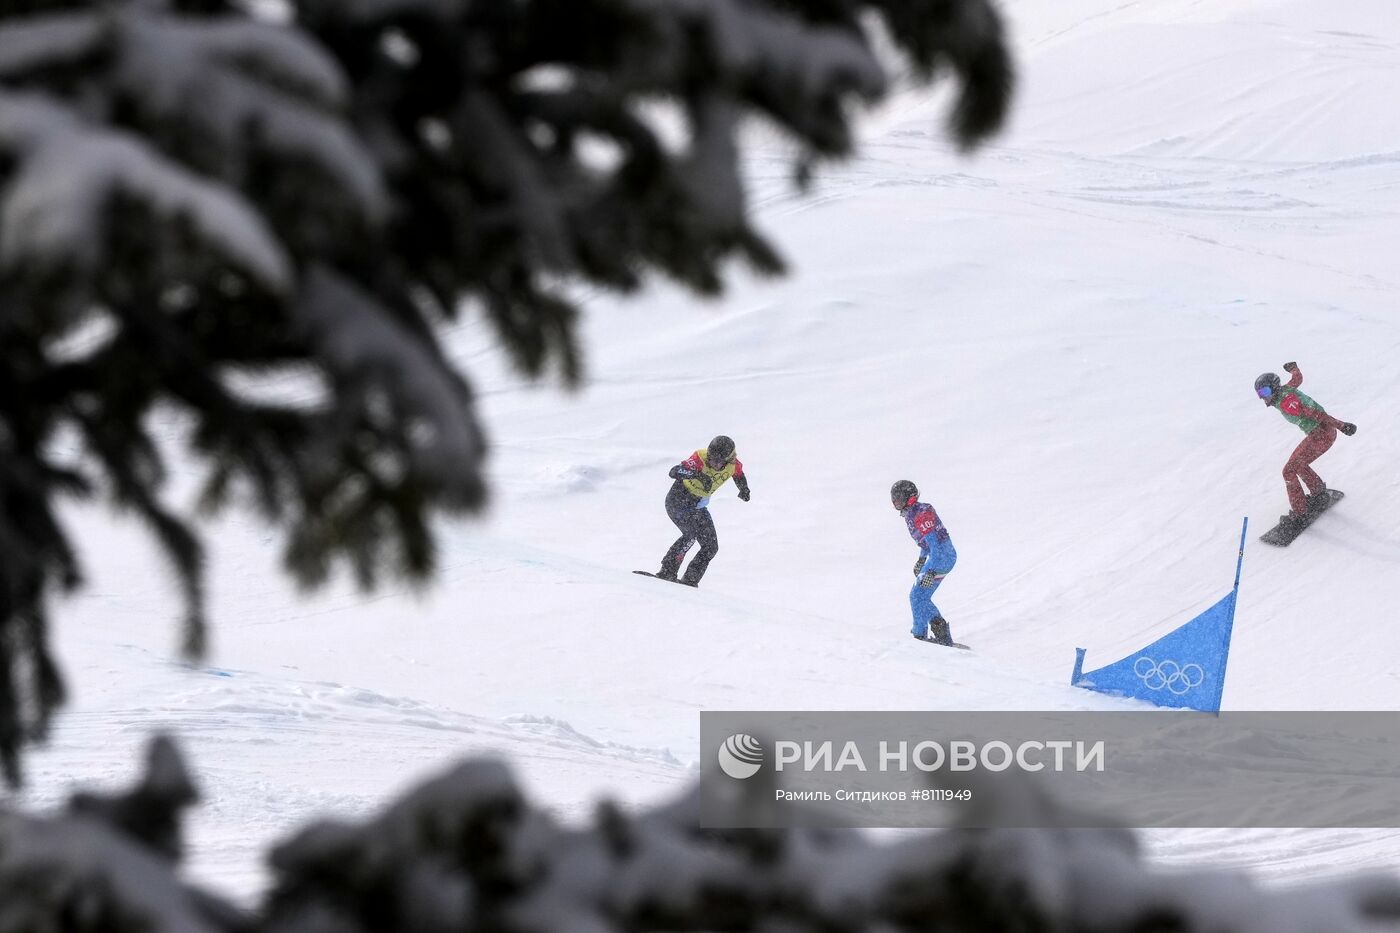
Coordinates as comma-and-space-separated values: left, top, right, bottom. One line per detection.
914, 635, 971, 650
1259, 489, 1344, 547
633, 570, 696, 587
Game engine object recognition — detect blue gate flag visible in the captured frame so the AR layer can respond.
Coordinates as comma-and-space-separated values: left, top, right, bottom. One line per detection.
1071, 518, 1247, 713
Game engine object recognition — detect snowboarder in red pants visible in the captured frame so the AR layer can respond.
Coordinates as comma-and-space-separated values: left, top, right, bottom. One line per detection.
1254, 362, 1357, 530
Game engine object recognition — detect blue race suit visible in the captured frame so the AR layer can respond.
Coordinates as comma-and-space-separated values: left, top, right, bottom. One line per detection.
904, 502, 957, 640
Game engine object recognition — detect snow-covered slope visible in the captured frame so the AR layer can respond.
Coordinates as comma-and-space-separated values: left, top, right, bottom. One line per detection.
20, 0, 1400, 900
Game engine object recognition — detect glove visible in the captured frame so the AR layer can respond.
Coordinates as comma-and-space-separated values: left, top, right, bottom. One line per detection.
738, 487, 750, 501
1283, 361, 1297, 372
917, 570, 944, 588
1339, 422, 1356, 436
914, 556, 925, 575
696, 474, 713, 492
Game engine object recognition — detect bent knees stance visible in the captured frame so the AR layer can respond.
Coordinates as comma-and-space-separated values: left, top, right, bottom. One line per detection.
908, 576, 945, 636
691, 509, 718, 556
660, 482, 727, 584
909, 575, 944, 608
670, 510, 716, 551
1284, 425, 1337, 480
679, 509, 720, 583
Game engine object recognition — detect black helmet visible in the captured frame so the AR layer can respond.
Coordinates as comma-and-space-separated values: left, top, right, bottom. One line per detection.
891, 479, 918, 510
707, 435, 735, 463
1254, 372, 1280, 404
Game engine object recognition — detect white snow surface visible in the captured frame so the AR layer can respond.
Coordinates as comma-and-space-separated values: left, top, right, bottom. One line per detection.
16, 0, 1400, 901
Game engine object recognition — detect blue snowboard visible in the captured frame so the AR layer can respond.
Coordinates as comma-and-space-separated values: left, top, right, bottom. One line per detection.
1259, 489, 1344, 547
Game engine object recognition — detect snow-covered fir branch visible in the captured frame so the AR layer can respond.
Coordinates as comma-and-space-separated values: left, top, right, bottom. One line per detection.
5, 738, 1400, 932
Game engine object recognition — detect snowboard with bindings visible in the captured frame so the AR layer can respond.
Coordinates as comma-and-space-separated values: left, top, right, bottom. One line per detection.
633, 570, 696, 587
1259, 489, 1344, 547
914, 635, 971, 650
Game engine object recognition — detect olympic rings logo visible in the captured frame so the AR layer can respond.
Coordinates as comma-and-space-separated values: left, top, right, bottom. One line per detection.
1133, 657, 1205, 695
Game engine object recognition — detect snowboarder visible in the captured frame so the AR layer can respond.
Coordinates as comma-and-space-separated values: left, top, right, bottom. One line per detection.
1255, 362, 1356, 531
892, 480, 958, 646
651, 436, 750, 586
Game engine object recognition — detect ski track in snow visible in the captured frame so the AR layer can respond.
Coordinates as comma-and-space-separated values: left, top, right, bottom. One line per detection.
21, 645, 689, 897
17, 0, 1400, 902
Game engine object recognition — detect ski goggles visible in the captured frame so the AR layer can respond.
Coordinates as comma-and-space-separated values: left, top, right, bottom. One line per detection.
1256, 386, 1273, 399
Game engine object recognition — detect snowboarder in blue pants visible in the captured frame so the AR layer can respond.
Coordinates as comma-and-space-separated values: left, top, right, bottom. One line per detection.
892, 480, 958, 646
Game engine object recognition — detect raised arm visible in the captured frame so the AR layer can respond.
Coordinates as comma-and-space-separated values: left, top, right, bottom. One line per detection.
1280, 363, 1357, 435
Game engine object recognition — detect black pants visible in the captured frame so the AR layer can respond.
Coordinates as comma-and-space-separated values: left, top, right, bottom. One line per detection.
660, 485, 718, 583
